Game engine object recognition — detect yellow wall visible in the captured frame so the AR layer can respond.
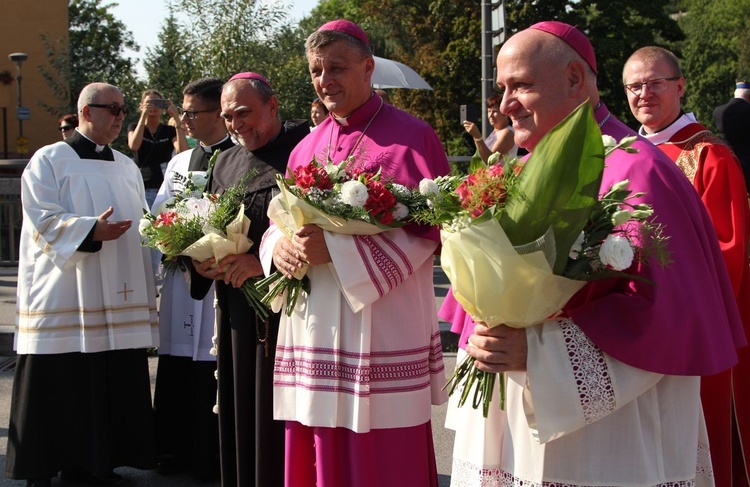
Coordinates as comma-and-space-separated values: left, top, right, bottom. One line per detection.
0, 0, 68, 158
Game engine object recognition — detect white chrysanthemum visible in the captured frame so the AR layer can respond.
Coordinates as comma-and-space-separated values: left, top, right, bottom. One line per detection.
419, 178, 440, 196
138, 218, 152, 236
392, 202, 409, 221
599, 235, 634, 271
569, 231, 585, 259
340, 180, 369, 207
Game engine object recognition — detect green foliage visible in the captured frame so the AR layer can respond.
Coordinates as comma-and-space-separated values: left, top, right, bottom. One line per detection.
73, 0, 746, 156
36, 33, 73, 116
674, 0, 750, 130
505, 0, 683, 129
160, 0, 313, 121
67, 0, 141, 105
144, 9, 197, 104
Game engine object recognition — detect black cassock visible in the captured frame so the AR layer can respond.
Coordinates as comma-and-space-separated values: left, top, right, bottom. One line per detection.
190, 120, 309, 487
6, 132, 156, 481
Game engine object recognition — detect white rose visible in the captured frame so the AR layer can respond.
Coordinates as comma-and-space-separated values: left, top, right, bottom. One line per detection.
599, 235, 634, 271
392, 202, 409, 221
340, 180, 369, 207
419, 178, 439, 196
569, 231, 585, 259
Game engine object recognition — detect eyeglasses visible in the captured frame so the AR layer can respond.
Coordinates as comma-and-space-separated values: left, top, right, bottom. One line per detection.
179, 107, 220, 120
59, 125, 74, 132
87, 103, 129, 116
624, 77, 681, 96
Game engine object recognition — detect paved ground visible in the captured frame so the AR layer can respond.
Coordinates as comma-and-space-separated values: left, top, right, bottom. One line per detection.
0, 266, 457, 486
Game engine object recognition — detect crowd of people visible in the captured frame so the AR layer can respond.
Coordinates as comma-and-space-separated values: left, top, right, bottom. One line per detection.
5, 16, 750, 487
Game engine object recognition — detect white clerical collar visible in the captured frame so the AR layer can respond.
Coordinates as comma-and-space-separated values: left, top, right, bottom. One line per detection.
199, 134, 230, 153
639, 112, 697, 145
332, 114, 349, 126
76, 129, 107, 152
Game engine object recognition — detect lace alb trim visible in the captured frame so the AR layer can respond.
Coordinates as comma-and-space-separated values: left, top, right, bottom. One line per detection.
451, 457, 697, 487
695, 442, 714, 479
558, 318, 616, 424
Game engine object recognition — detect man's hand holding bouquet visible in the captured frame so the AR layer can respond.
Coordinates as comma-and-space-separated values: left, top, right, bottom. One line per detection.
414, 102, 670, 417
256, 157, 429, 315
139, 166, 269, 319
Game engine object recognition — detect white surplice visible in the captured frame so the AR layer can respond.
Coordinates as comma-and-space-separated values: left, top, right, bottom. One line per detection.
15, 142, 159, 354
152, 150, 216, 361
260, 226, 448, 433
446, 317, 714, 487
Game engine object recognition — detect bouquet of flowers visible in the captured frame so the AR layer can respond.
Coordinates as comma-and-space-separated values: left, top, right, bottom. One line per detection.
256, 157, 429, 315
139, 169, 269, 320
415, 102, 670, 417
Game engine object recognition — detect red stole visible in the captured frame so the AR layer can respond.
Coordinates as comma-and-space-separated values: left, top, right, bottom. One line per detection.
658, 122, 750, 486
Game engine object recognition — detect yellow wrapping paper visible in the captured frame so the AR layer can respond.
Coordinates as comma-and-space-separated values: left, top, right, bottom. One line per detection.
179, 204, 252, 263
440, 218, 586, 328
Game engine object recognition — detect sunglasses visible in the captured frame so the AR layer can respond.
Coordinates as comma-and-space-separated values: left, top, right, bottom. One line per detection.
59, 125, 75, 132
88, 103, 130, 117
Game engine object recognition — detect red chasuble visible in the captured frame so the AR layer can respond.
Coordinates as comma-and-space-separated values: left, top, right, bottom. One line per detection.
658, 121, 750, 487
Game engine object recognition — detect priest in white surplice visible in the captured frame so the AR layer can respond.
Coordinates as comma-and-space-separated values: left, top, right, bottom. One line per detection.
6, 82, 159, 487
151, 77, 234, 480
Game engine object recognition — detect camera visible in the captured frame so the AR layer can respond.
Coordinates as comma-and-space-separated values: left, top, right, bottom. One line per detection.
150, 99, 169, 109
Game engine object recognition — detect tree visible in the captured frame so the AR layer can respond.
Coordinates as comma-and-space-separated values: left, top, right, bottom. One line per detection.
144, 9, 196, 103
166, 0, 315, 120
38, 0, 143, 119
504, 0, 683, 127
172, 0, 289, 80
67, 0, 142, 107
676, 0, 750, 129
37, 33, 73, 116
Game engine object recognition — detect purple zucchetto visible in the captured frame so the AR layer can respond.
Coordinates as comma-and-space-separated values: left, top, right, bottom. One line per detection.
317, 19, 370, 47
228, 72, 272, 89
528, 21, 598, 75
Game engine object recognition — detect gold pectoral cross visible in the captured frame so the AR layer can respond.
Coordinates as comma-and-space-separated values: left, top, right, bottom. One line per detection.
117, 282, 133, 301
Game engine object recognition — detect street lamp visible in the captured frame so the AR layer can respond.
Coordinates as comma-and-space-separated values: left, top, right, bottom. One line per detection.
8, 52, 28, 142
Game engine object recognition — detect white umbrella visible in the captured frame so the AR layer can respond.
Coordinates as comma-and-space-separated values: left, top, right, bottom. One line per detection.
372, 55, 433, 90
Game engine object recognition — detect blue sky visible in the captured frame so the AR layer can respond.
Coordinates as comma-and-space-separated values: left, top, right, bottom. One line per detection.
110, 0, 319, 78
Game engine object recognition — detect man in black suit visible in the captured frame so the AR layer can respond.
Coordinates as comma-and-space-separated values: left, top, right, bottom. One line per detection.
714, 81, 750, 193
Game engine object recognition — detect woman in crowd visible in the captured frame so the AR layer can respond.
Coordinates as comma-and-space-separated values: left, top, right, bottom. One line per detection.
58, 113, 78, 141
127, 89, 188, 206
309, 98, 329, 130
463, 94, 517, 164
